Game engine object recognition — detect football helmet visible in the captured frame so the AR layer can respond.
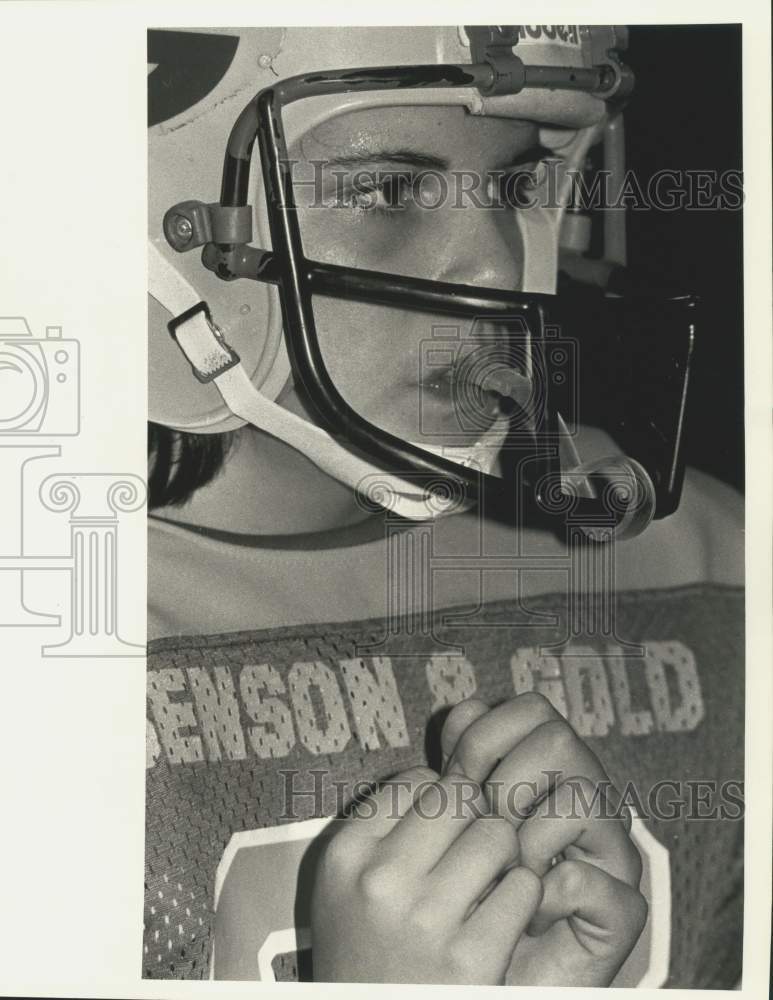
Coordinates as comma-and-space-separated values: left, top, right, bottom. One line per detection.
148, 26, 694, 534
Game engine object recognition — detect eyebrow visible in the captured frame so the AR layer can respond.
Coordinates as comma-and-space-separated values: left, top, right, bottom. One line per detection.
323, 143, 553, 173
325, 150, 448, 171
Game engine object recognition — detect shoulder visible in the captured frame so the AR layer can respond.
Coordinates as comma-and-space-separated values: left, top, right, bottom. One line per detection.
572, 425, 744, 588
590, 464, 743, 591
435, 461, 744, 597
147, 517, 194, 642
147, 514, 395, 641
660, 467, 744, 586
147, 515, 291, 642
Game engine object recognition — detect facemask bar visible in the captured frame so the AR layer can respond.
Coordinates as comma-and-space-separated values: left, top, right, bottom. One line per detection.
163, 30, 689, 536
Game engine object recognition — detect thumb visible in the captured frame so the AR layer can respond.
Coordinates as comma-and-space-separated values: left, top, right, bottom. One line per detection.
528, 859, 648, 985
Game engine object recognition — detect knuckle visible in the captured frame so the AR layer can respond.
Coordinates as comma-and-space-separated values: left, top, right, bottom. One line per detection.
445, 697, 487, 731
440, 770, 481, 792
516, 836, 539, 872
511, 864, 544, 907
516, 690, 560, 723
358, 862, 398, 905
453, 728, 484, 773
480, 814, 519, 856
516, 834, 550, 878
555, 773, 591, 809
319, 829, 355, 876
539, 717, 578, 755
446, 940, 479, 981
413, 778, 452, 820
441, 772, 485, 813
554, 858, 587, 897
569, 774, 595, 794
409, 896, 441, 939
385, 767, 439, 811
559, 774, 605, 818
394, 765, 438, 787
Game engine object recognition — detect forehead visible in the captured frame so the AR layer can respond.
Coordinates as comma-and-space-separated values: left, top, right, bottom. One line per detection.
297, 105, 539, 166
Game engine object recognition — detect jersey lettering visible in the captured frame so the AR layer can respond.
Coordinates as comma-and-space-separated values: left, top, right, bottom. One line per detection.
146, 641, 706, 770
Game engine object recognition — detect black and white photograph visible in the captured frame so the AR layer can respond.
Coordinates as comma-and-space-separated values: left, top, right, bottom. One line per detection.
146, 22, 746, 988
0, 4, 770, 999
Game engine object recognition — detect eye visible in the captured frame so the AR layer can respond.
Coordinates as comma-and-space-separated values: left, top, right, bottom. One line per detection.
344, 171, 412, 216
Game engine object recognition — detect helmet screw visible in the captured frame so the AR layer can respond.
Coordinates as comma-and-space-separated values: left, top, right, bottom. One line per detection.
258, 53, 273, 69
172, 216, 193, 243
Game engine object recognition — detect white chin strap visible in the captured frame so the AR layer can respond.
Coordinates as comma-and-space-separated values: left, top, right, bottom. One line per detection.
149, 240, 655, 536
176, 311, 507, 520
149, 241, 501, 520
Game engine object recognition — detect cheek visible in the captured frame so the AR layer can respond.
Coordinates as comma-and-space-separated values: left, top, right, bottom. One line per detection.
290, 203, 435, 425
311, 296, 412, 410
294, 209, 434, 416
296, 197, 446, 278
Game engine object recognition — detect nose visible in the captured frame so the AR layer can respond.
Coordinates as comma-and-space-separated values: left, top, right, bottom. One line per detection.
433, 194, 524, 292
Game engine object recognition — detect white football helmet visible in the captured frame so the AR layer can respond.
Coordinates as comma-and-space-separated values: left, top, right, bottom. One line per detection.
148, 26, 690, 533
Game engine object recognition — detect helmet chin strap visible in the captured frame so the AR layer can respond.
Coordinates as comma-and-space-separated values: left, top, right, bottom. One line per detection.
176, 309, 498, 520
149, 219, 561, 521
150, 241, 492, 520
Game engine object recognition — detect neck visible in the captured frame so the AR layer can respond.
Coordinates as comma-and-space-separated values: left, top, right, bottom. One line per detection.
153, 426, 373, 537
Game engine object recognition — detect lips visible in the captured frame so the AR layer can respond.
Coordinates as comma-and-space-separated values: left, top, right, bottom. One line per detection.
410, 351, 533, 473
477, 368, 533, 407
418, 358, 533, 428
418, 320, 533, 415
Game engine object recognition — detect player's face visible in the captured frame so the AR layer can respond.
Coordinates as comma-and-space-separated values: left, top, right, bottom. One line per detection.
278, 105, 544, 447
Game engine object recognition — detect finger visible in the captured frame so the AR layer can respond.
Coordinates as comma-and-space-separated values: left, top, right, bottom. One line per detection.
528, 859, 648, 980
461, 865, 544, 975
445, 692, 561, 782
380, 772, 490, 873
441, 698, 489, 773
518, 778, 642, 885
487, 719, 624, 829
347, 766, 439, 839
427, 815, 520, 918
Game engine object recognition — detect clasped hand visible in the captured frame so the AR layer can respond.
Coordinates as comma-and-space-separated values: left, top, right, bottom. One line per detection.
312, 693, 647, 985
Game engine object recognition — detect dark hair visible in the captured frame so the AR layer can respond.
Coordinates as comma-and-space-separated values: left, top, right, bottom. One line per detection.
148, 423, 237, 509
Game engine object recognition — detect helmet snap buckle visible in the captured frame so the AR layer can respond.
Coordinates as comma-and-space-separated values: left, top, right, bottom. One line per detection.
163, 201, 253, 252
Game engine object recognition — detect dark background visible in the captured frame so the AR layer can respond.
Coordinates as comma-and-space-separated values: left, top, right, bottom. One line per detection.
625, 24, 744, 491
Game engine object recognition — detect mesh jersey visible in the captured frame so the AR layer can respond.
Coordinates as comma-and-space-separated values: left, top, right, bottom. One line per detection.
144, 583, 744, 987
